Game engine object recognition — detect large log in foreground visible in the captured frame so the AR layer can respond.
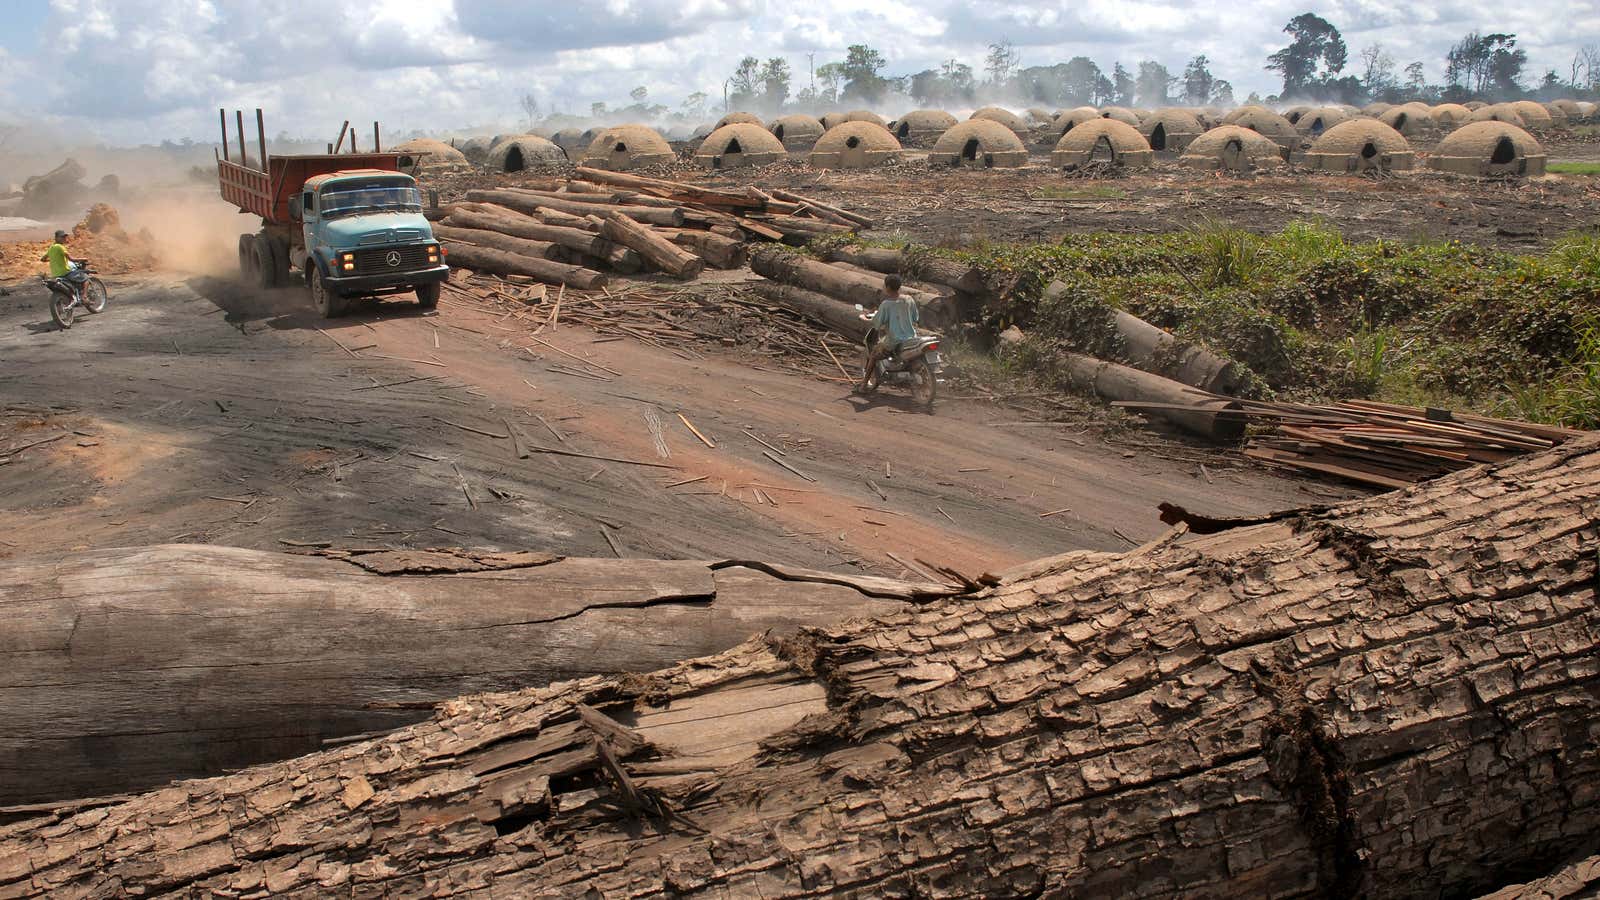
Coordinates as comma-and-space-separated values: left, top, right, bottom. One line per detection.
0, 546, 934, 807
4, 439, 1600, 897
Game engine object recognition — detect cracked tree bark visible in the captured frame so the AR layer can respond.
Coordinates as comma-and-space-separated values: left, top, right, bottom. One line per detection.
0, 546, 939, 808
3, 437, 1599, 898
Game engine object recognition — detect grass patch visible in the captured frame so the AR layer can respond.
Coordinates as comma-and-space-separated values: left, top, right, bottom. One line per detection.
1549, 161, 1600, 176
916, 223, 1600, 427
1030, 185, 1130, 201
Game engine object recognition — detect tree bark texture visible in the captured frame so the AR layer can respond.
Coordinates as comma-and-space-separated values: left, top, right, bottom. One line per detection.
436, 243, 606, 290
746, 282, 871, 342
0, 546, 933, 807
1059, 350, 1246, 441
599, 214, 705, 280
3, 437, 1598, 898
430, 224, 562, 261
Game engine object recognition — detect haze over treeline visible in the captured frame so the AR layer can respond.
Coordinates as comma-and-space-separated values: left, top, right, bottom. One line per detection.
1, 6, 1596, 159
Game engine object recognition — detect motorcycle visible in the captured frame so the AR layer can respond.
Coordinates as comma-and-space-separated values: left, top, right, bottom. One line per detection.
855, 305, 944, 408
41, 260, 108, 329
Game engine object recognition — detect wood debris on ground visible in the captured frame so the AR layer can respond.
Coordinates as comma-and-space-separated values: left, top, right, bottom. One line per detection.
1116, 395, 1583, 489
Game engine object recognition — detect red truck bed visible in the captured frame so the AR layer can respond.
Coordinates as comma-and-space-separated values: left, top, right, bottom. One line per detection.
218, 153, 402, 225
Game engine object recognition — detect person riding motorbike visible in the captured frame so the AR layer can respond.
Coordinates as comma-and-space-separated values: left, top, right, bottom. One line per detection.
858, 274, 919, 391
41, 230, 89, 304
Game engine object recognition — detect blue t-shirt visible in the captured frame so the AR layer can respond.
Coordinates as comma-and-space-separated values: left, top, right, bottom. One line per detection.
870, 296, 919, 343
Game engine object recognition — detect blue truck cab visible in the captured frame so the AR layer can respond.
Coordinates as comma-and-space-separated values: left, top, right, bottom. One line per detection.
293, 170, 449, 316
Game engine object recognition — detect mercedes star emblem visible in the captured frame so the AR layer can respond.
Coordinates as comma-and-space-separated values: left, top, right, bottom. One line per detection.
385, 251, 402, 267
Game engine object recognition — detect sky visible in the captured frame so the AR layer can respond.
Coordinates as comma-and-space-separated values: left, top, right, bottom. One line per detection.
0, 0, 1596, 147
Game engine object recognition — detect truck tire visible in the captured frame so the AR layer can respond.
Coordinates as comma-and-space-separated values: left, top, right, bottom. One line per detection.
415, 282, 440, 310
308, 268, 346, 318
238, 234, 257, 282
252, 235, 280, 289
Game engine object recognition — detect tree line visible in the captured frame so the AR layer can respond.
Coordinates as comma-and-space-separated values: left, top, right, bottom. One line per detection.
522, 14, 1600, 127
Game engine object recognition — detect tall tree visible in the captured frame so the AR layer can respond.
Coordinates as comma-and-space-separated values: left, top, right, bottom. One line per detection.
840, 44, 889, 104
1359, 43, 1396, 100
1404, 62, 1426, 97
1210, 79, 1235, 105
1446, 33, 1524, 97
680, 92, 708, 120
729, 56, 760, 110
1183, 55, 1215, 105
985, 40, 1021, 87
943, 58, 976, 102
815, 62, 845, 106
1265, 12, 1348, 97
1111, 63, 1135, 106
1135, 60, 1176, 107
518, 93, 540, 130
760, 58, 792, 112
1062, 57, 1107, 106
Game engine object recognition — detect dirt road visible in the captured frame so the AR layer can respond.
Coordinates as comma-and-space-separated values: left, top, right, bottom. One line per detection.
0, 272, 1351, 576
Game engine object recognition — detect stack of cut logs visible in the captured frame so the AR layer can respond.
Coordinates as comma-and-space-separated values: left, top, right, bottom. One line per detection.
428, 167, 869, 288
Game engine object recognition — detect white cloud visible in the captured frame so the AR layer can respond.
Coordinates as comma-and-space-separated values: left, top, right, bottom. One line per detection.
4, 0, 1593, 146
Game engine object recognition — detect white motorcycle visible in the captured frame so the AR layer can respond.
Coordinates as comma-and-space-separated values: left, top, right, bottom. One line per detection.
855, 305, 943, 408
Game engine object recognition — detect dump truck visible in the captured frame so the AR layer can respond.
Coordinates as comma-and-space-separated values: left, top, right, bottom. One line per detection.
216, 109, 448, 317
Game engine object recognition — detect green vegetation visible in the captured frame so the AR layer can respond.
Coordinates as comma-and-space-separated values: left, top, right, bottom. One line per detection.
1549, 161, 1600, 176
907, 222, 1600, 427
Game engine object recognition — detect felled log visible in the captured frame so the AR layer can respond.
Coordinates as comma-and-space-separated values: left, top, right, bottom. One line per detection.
431, 224, 562, 261
747, 282, 871, 341
769, 187, 875, 227
657, 228, 747, 269
751, 246, 894, 306
761, 214, 855, 237
448, 204, 640, 272
444, 207, 608, 258
439, 242, 606, 290
467, 188, 685, 228
831, 246, 988, 296
600, 213, 705, 280
1042, 281, 1242, 394
1058, 350, 1246, 441
574, 166, 764, 209
7, 438, 1599, 897
0, 545, 937, 807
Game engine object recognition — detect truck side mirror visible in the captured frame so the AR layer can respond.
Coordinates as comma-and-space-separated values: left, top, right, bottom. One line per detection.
288, 196, 301, 219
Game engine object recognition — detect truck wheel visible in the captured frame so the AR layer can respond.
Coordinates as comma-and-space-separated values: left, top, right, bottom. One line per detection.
238, 235, 257, 282
415, 283, 440, 310
309, 268, 345, 318
252, 235, 280, 289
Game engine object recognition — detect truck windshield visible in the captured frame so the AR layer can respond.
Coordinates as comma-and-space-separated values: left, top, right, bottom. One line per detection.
320, 184, 423, 218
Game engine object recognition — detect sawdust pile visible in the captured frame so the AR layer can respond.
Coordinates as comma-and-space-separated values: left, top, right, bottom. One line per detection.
0, 204, 160, 280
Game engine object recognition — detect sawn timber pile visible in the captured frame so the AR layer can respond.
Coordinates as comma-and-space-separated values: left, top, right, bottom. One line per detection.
4, 434, 1598, 897
1114, 394, 1585, 488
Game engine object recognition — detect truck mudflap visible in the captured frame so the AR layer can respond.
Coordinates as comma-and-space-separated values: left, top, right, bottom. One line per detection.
322, 264, 449, 296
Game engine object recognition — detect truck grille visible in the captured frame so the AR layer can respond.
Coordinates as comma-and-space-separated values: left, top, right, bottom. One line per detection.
351, 245, 432, 275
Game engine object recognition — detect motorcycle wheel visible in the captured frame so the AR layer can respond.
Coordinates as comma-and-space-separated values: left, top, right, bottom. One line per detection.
50, 292, 75, 329
910, 357, 936, 408
81, 278, 108, 313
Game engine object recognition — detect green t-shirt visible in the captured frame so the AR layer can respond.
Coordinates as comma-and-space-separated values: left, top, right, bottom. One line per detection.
43, 243, 70, 278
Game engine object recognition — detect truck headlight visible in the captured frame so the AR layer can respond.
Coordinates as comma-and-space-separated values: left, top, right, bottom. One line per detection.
339, 251, 355, 272
342, 262, 355, 271
426, 244, 439, 264
340, 252, 354, 262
